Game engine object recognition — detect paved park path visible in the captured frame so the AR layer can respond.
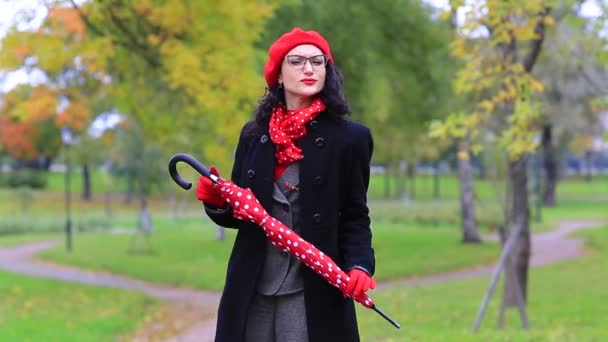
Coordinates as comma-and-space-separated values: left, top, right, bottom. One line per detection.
0, 219, 603, 341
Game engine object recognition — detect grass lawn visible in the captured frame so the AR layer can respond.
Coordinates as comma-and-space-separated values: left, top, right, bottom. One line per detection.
36, 221, 500, 291
357, 225, 608, 341
540, 197, 607, 225
0, 233, 60, 247
368, 174, 608, 201
0, 271, 160, 342
1, 170, 605, 340
1, 192, 603, 237
1, 173, 605, 235
369, 195, 607, 233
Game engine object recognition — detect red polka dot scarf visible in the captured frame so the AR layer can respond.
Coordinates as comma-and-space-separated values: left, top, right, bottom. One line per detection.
269, 98, 325, 179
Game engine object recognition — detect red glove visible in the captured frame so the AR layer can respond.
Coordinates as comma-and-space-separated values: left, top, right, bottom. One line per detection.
346, 268, 376, 299
195, 166, 225, 208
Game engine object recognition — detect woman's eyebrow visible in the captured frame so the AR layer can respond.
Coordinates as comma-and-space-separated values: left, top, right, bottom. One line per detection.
288, 54, 324, 57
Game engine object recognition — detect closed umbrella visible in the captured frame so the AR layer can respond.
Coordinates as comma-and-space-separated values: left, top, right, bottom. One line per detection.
169, 153, 400, 329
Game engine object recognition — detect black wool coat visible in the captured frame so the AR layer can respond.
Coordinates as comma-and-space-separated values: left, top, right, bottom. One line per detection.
206, 113, 375, 342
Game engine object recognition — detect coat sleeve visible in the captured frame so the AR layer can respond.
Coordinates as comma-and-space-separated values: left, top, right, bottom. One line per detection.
338, 124, 375, 276
204, 122, 251, 229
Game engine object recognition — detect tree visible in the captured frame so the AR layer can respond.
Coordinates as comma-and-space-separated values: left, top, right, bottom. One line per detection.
533, 10, 608, 204
59, 0, 279, 237
0, 84, 61, 166
68, 0, 279, 172
2, 0, 280, 241
0, 4, 108, 199
431, 0, 553, 323
107, 119, 167, 251
439, 0, 483, 243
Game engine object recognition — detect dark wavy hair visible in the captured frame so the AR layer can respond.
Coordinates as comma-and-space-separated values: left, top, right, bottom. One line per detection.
253, 62, 351, 127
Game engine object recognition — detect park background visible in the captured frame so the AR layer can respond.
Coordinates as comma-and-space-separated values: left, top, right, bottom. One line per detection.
0, 0, 607, 341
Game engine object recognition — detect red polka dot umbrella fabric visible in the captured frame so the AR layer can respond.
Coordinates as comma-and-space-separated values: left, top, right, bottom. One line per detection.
216, 178, 375, 309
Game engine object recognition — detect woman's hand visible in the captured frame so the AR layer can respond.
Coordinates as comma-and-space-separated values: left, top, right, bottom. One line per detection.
195, 166, 226, 208
346, 268, 376, 298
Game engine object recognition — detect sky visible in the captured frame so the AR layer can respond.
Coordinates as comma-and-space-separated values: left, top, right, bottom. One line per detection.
0, 0, 47, 92
425, 0, 604, 17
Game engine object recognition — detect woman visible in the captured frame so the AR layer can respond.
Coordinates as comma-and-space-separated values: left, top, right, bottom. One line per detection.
196, 27, 376, 342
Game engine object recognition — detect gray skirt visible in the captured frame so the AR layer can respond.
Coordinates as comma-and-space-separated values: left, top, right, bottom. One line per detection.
245, 291, 308, 342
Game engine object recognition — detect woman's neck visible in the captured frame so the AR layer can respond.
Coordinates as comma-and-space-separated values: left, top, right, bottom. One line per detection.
284, 94, 314, 111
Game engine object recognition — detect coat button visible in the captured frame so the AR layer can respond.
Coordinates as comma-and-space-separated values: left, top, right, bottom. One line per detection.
247, 170, 255, 179
260, 135, 268, 144
312, 213, 321, 224
309, 120, 319, 129
313, 176, 322, 185
315, 137, 325, 148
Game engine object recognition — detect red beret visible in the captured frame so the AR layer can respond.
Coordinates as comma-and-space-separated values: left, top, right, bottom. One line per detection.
264, 27, 334, 87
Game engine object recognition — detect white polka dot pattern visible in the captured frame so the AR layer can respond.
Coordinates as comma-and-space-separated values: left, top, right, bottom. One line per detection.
216, 178, 375, 309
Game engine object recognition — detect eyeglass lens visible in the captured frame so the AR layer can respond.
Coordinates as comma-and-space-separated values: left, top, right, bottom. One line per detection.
286, 55, 328, 69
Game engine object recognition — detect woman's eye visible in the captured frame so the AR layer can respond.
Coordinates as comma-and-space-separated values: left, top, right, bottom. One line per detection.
289, 58, 304, 66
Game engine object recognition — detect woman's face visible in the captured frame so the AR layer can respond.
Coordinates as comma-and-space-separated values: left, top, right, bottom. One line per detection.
279, 44, 327, 103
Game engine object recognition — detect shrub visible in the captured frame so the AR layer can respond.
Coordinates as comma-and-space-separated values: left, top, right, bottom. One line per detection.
2, 170, 48, 189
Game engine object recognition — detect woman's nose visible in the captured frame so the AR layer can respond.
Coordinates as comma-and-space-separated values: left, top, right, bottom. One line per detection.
303, 61, 314, 73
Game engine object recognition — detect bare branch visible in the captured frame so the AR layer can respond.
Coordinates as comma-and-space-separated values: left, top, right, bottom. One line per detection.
69, 0, 160, 68
69, 0, 104, 36
107, 5, 160, 67
522, 7, 551, 73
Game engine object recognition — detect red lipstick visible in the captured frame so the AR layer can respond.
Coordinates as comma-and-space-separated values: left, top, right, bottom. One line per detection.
301, 79, 317, 85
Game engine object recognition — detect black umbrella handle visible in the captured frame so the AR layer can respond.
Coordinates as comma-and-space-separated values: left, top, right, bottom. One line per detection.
372, 305, 401, 329
168, 153, 221, 190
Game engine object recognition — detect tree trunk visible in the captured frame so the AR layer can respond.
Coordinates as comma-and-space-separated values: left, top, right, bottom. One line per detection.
458, 139, 482, 243
502, 156, 531, 309
383, 163, 391, 199
129, 155, 154, 253
584, 151, 593, 182
168, 191, 178, 220
81, 163, 92, 201
433, 160, 440, 200
408, 162, 416, 200
124, 167, 135, 204
40, 155, 53, 170
104, 190, 113, 226
397, 161, 409, 201
542, 124, 557, 206
139, 193, 152, 234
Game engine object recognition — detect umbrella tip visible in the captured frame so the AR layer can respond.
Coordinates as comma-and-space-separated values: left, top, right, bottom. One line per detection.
372, 305, 401, 329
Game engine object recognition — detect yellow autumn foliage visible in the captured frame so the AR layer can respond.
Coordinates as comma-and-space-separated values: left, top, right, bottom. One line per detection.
431, 0, 551, 160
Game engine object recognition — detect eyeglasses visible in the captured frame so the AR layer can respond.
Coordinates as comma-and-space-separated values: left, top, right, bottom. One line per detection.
285, 55, 329, 70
